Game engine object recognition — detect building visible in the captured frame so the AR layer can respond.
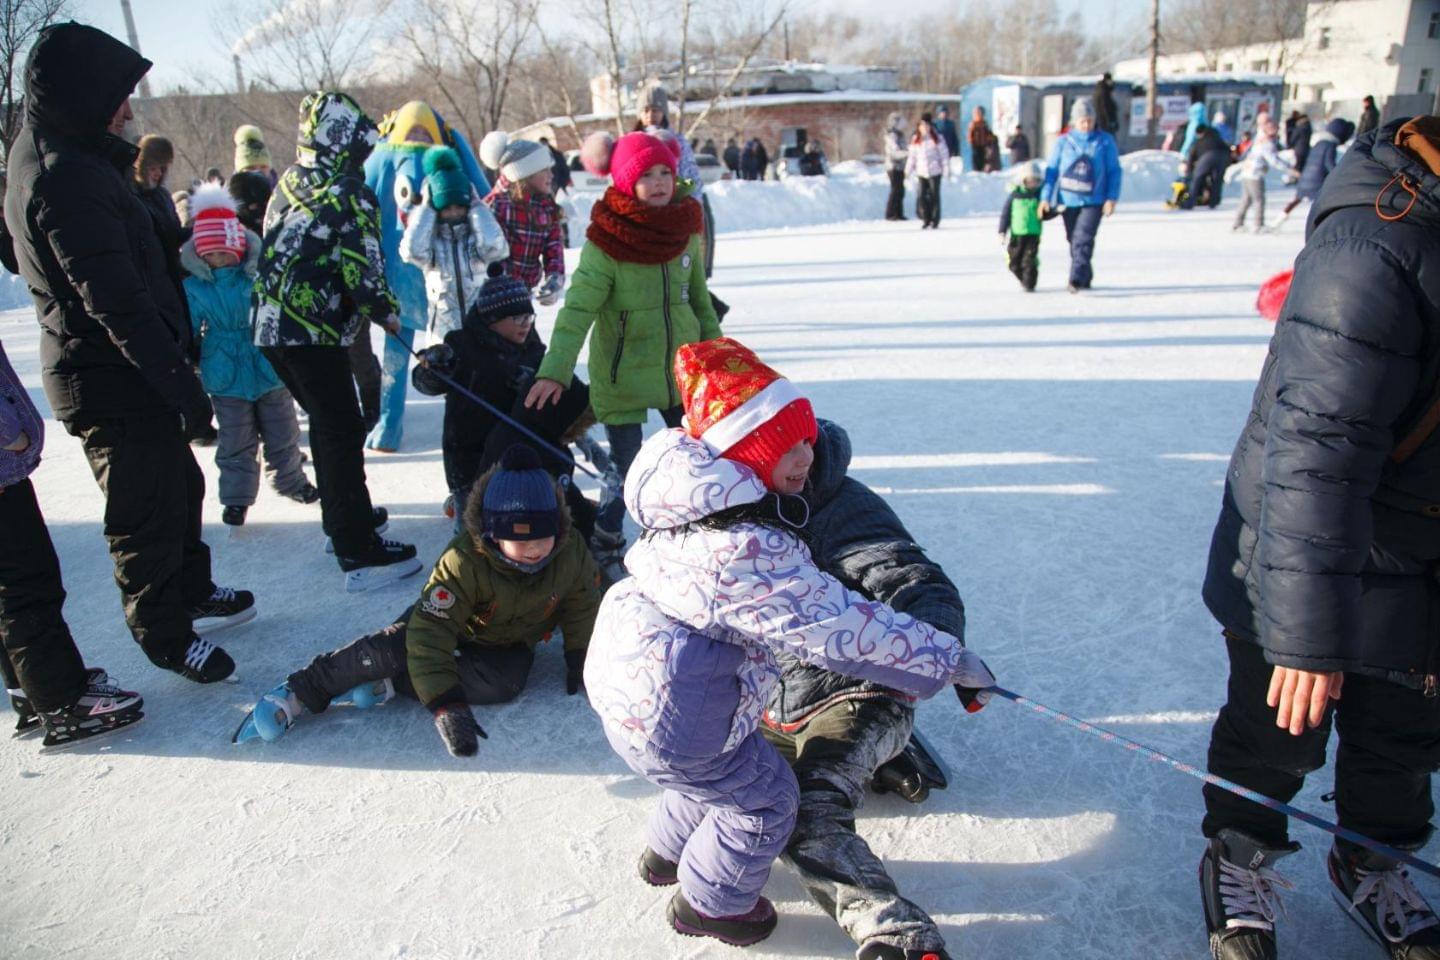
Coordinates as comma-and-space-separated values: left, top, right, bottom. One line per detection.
1114, 0, 1440, 121
960, 72, 1283, 165
517, 61, 954, 166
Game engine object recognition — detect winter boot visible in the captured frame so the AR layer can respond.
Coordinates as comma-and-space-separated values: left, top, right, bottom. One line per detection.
337, 537, 421, 593
250, 682, 305, 742
1200, 828, 1299, 960
1328, 838, 1440, 958
8, 687, 39, 736
590, 528, 628, 586
161, 634, 236, 684
190, 585, 257, 635
856, 942, 952, 960
638, 847, 679, 886
668, 890, 777, 947
284, 482, 320, 505
39, 670, 143, 749
324, 506, 390, 554
222, 505, 247, 526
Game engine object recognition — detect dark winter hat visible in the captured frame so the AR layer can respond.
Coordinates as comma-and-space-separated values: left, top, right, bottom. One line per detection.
135, 134, 173, 175
471, 262, 533, 326
227, 170, 272, 231
480, 445, 560, 542
423, 146, 470, 210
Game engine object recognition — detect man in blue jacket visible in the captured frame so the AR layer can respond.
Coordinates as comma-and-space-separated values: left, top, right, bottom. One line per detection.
1197, 115, 1440, 960
1040, 98, 1122, 292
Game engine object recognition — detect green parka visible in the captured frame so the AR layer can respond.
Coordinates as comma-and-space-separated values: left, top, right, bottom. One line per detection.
536, 229, 721, 425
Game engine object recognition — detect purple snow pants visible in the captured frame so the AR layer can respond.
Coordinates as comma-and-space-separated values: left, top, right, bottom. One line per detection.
607, 726, 800, 917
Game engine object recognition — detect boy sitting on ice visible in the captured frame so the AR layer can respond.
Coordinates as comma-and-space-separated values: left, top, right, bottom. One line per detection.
236, 444, 602, 753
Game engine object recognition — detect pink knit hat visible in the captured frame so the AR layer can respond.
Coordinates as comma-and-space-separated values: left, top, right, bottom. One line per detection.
606, 132, 680, 197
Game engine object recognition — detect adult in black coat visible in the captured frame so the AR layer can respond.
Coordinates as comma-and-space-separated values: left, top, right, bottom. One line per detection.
1197, 116, 1440, 960
1, 22, 238, 684
1185, 124, 1230, 207
1287, 112, 1312, 172
1093, 72, 1120, 134
762, 418, 979, 960
722, 137, 740, 175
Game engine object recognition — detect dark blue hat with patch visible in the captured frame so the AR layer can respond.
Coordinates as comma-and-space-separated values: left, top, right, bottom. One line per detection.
482, 444, 558, 541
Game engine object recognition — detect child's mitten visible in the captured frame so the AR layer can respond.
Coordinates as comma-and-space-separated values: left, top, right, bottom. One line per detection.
535, 274, 564, 306
951, 649, 997, 713
433, 703, 487, 756
419, 343, 455, 373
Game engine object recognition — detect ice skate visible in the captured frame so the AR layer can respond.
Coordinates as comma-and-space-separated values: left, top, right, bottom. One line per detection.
1328, 840, 1440, 958
324, 506, 389, 554
1200, 828, 1298, 960
338, 536, 422, 593
190, 585, 256, 635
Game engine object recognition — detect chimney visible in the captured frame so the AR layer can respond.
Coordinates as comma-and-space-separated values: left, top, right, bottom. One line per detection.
234, 55, 245, 93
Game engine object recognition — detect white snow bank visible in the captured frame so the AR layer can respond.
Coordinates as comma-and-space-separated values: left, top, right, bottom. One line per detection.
561, 151, 1188, 244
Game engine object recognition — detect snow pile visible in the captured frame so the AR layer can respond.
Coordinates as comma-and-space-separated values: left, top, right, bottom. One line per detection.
561, 150, 1186, 244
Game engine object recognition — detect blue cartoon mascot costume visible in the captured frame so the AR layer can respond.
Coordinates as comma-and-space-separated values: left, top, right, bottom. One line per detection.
363, 101, 489, 451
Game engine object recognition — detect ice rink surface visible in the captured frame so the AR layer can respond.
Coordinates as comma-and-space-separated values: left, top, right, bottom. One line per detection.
3, 205, 1413, 959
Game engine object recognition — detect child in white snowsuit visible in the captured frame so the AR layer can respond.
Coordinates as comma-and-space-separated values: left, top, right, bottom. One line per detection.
181, 187, 314, 526
397, 146, 509, 340
1232, 116, 1293, 232
584, 337, 997, 948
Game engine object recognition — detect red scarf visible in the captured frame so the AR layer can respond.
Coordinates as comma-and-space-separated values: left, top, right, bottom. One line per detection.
586, 187, 702, 264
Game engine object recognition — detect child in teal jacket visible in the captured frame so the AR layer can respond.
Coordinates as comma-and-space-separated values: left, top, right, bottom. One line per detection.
183, 187, 315, 526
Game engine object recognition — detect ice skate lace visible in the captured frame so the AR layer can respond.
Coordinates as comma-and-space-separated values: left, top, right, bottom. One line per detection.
184, 638, 217, 672
1350, 865, 1440, 943
209, 586, 236, 604
1218, 856, 1293, 931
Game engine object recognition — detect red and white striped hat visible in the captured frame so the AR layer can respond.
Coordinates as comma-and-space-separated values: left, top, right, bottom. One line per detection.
673, 337, 817, 488
190, 184, 246, 261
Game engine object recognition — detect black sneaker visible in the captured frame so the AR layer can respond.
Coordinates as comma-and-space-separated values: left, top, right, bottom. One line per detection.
324, 507, 390, 554
222, 505, 247, 526
1200, 829, 1298, 960
638, 847, 679, 886
1329, 840, 1440, 958
40, 670, 143, 749
190, 585, 257, 635
337, 537, 421, 593
285, 482, 320, 505
668, 890, 777, 947
857, 943, 952, 960
162, 635, 236, 684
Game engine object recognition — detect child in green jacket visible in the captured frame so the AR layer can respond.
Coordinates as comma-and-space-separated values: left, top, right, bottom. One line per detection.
998, 160, 1053, 292
235, 445, 602, 755
524, 131, 721, 575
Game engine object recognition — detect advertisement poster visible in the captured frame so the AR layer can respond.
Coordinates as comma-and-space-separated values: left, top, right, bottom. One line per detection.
992, 84, 1021, 142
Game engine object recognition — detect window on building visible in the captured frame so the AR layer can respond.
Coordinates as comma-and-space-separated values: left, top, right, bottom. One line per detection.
1422, 68, 1434, 94
1251, 59, 1271, 72
1429, 11, 1439, 39
1319, 26, 1331, 49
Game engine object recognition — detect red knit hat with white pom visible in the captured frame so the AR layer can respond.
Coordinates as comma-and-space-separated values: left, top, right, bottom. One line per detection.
190, 184, 246, 260
674, 337, 817, 489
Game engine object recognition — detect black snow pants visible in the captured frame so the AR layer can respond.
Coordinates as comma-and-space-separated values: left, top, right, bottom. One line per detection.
763, 697, 947, 956
1204, 633, 1440, 849
915, 177, 942, 227
347, 322, 383, 433
262, 344, 379, 560
1007, 234, 1040, 290
1191, 151, 1228, 208
71, 413, 216, 667
287, 606, 536, 714
0, 478, 86, 711
885, 169, 906, 220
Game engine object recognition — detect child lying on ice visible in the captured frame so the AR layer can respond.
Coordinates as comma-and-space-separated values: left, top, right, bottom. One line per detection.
236, 445, 602, 753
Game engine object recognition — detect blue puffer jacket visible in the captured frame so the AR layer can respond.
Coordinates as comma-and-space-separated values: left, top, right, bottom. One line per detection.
0, 339, 44, 489
182, 235, 283, 402
1294, 118, 1356, 200
1202, 117, 1440, 686
1043, 129, 1123, 208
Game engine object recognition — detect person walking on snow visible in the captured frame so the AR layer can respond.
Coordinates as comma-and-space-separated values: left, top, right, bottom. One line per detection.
4, 22, 251, 684
967, 106, 994, 172
1197, 114, 1440, 960
883, 113, 909, 221
1232, 116, 1293, 232
999, 160, 1053, 291
584, 336, 996, 948
907, 114, 950, 229
932, 105, 960, 160
251, 91, 421, 594
1042, 98, 1122, 292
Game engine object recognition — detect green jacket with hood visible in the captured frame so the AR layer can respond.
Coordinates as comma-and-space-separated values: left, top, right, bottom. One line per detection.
251, 92, 398, 348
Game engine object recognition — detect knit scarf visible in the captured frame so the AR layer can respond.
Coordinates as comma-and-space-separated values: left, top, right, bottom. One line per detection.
586, 187, 702, 264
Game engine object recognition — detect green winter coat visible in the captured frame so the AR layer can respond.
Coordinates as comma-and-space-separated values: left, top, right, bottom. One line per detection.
405, 529, 602, 709
536, 230, 721, 425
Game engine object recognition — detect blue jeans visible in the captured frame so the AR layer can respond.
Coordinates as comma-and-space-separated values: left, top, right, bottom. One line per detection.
1061, 205, 1105, 288
597, 406, 684, 536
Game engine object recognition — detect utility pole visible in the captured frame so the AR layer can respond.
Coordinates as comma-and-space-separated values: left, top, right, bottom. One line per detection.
119, 0, 153, 99
1146, 0, 1160, 149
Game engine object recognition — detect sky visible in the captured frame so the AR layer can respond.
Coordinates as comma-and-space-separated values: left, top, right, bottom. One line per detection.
69, 0, 1154, 94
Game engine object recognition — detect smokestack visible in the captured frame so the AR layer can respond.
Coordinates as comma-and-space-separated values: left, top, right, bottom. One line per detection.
118, 0, 153, 99
234, 55, 245, 93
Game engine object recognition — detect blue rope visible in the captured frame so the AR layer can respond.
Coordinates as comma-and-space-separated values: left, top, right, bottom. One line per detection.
989, 685, 1440, 880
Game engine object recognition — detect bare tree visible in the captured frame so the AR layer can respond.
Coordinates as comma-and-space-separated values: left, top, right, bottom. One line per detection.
1163, 0, 1309, 67
230, 0, 395, 92
681, 1, 791, 135
0, 0, 67, 148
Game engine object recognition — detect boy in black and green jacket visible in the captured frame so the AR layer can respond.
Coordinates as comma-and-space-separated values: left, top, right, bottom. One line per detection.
998, 160, 1051, 292
235, 445, 602, 755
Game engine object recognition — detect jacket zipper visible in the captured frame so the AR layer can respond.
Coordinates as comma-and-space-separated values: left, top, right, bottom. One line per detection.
449, 231, 466, 324
611, 311, 629, 383
661, 263, 676, 407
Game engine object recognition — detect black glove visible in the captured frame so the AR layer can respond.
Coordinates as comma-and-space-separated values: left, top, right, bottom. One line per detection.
564, 648, 586, 696
419, 343, 455, 373
433, 703, 487, 757
178, 376, 214, 441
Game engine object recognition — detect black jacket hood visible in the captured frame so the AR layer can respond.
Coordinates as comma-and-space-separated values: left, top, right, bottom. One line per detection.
1311, 118, 1440, 232
806, 419, 852, 508
24, 22, 150, 143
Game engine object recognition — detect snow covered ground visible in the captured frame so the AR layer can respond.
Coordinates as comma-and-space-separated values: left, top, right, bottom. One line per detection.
2, 202, 1410, 960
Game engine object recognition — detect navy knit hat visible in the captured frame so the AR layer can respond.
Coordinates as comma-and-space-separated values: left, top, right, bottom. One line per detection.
481, 445, 559, 541
470, 261, 534, 326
